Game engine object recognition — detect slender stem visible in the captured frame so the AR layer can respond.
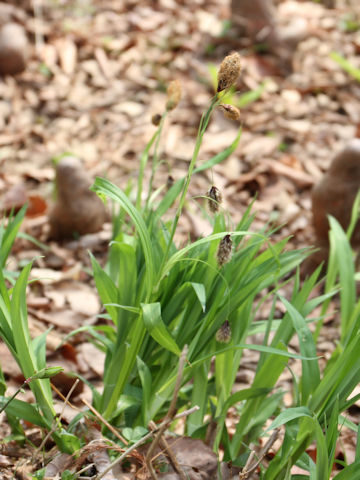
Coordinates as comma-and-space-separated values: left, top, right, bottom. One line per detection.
0, 385, 24, 415
239, 429, 279, 479
82, 398, 128, 445
157, 95, 219, 283
146, 112, 167, 209
136, 130, 161, 210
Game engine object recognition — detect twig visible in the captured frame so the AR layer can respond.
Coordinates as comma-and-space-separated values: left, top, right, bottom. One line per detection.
149, 421, 186, 480
50, 381, 80, 412
239, 429, 280, 479
94, 405, 199, 480
146, 345, 188, 480
82, 398, 128, 445
241, 449, 256, 477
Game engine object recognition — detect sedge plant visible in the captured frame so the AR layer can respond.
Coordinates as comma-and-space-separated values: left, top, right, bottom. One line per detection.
83, 52, 332, 470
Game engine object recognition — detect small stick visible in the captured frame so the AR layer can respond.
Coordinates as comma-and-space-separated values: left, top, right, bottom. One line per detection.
241, 448, 256, 477
82, 398, 128, 445
149, 421, 186, 480
239, 429, 280, 479
95, 405, 199, 480
146, 345, 188, 480
50, 382, 80, 412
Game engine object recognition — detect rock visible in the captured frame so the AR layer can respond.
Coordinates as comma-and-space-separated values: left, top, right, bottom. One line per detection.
0, 2, 27, 26
231, 0, 307, 72
231, 0, 277, 41
48, 156, 107, 240
0, 22, 28, 75
312, 139, 360, 249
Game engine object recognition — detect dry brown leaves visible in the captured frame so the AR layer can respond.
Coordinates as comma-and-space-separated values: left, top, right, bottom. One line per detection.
0, 0, 360, 477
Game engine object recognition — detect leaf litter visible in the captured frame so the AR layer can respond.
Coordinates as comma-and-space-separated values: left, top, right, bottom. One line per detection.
0, 0, 360, 477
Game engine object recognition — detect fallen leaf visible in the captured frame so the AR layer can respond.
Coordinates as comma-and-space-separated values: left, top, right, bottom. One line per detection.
26, 194, 47, 217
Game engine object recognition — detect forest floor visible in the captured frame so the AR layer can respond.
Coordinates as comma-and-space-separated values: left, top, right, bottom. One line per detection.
1, 0, 360, 478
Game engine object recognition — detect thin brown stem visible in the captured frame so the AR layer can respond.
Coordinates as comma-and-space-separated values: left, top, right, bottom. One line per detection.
82, 398, 128, 445
239, 429, 280, 479
95, 405, 199, 480
149, 421, 188, 480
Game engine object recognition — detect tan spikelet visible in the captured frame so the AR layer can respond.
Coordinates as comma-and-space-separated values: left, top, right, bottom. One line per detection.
166, 175, 175, 190
207, 185, 222, 213
152, 113, 162, 126
217, 52, 241, 93
166, 80, 182, 111
219, 104, 241, 122
217, 234, 233, 267
216, 320, 232, 343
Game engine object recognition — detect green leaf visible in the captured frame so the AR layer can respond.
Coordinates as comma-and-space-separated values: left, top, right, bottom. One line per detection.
92, 178, 155, 301
91, 253, 119, 325
29, 367, 64, 381
332, 461, 360, 479
137, 356, 152, 425
328, 216, 356, 341
191, 344, 318, 366
266, 406, 313, 432
280, 297, 320, 403
105, 304, 140, 314
141, 303, 181, 355
187, 362, 210, 435
108, 242, 137, 309
338, 415, 358, 433
10, 262, 55, 422
108, 394, 141, 421
58, 430, 81, 454
193, 128, 242, 174
156, 178, 185, 217
191, 283, 206, 312
61, 471, 77, 480
330, 51, 360, 82
314, 419, 329, 479
0, 397, 49, 428
122, 426, 148, 443
237, 83, 265, 107
213, 387, 271, 452
0, 206, 26, 269
136, 130, 160, 209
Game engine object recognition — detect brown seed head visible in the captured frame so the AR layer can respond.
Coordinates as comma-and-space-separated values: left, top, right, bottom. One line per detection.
219, 104, 241, 122
217, 234, 233, 267
152, 113, 162, 126
166, 80, 182, 111
166, 175, 175, 190
217, 52, 241, 93
207, 185, 222, 213
216, 320, 232, 343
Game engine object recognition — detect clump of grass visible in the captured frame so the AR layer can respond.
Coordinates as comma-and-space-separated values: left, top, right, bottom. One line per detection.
86, 53, 360, 477
1, 49, 359, 479
83, 52, 337, 475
